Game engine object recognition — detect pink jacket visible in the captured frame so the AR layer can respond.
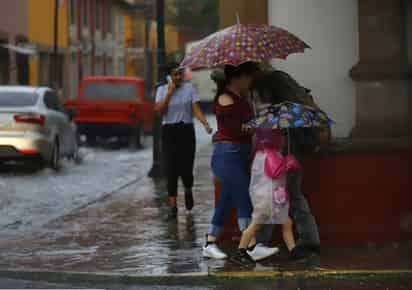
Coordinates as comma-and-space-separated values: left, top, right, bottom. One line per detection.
254, 128, 301, 179
263, 149, 301, 179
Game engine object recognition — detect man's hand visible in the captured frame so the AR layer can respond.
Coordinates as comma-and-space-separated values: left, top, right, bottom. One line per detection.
167, 79, 176, 97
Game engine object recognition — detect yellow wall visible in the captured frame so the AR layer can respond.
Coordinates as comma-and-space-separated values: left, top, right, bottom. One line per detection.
29, 57, 39, 86
28, 0, 68, 48
124, 15, 136, 76
124, 15, 133, 48
165, 25, 179, 54
149, 24, 179, 55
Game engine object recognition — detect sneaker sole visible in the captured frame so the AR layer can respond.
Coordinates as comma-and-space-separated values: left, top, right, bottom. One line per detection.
249, 248, 280, 262
202, 249, 227, 260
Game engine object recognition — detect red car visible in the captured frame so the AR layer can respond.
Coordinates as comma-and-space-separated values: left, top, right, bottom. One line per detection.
65, 76, 153, 148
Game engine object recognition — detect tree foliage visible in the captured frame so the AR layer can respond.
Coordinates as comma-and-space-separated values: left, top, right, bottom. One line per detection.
165, 0, 219, 35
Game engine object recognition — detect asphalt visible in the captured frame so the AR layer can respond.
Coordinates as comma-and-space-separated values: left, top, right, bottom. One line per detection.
0, 144, 411, 285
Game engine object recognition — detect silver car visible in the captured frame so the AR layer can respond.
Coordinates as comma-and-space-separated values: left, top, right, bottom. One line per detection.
0, 86, 80, 170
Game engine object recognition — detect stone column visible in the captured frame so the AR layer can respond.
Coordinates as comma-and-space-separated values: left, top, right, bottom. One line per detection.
350, 0, 412, 138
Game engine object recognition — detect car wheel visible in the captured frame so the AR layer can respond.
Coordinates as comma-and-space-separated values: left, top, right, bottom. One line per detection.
50, 140, 61, 171
129, 122, 144, 150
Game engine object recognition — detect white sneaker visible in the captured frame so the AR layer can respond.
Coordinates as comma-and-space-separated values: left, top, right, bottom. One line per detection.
247, 244, 279, 262
202, 244, 228, 259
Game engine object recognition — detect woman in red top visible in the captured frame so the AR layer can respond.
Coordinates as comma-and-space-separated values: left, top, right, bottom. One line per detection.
202, 62, 278, 261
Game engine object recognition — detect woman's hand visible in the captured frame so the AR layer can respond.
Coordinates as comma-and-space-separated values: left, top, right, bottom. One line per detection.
204, 122, 213, 135
241, 124, 254, 135
192, 102, 212, 134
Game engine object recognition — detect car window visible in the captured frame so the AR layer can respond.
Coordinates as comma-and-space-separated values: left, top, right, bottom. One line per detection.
0, 91, 39, 107
84, 82, 138, 100
44, 91, 65, 113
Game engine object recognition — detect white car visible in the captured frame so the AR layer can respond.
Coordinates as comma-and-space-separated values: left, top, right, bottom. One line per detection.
0, 86, 80, 170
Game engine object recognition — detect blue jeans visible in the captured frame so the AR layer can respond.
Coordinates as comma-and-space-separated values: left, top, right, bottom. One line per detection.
208, 143, 253, 237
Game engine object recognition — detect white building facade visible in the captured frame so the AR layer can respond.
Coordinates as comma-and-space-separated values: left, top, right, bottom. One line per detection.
268, 0, 359, 138
268, 0, 412, 139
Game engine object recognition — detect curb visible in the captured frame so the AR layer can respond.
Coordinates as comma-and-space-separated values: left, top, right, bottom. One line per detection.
215, 269, 412, 279
1, 268, 412, 285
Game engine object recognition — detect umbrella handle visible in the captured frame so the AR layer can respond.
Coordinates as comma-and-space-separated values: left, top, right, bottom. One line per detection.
287, 128, 290, 155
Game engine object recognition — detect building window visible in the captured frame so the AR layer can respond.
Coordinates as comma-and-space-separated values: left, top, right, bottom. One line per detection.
83, 0, 89, 27
0, 39, 10, 85
39, 53, 50, 86
95, 0, 102, 31
95, 56, 103, 75
70, 53, 78, 98
16, 53, 29, 85
116, 14, 124, 40
106, 4, 112, 34
406, 0, 412, 64
69, 0, 76, 26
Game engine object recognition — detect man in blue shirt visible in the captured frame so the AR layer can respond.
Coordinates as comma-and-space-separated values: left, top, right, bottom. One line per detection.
155, 62, 212, 218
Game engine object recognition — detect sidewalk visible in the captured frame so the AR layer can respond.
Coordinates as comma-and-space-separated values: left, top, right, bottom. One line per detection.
0, 144, 411, 282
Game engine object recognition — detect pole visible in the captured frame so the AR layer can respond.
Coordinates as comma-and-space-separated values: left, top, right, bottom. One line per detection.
148, 0, 166, 178
52, 0, 59, 89
287, 128, 291, 155
143, 1, 153, 98
156, 0, 166, 80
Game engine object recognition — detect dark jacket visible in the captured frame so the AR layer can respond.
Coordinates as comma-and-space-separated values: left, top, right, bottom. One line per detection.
254, 70, 320, 164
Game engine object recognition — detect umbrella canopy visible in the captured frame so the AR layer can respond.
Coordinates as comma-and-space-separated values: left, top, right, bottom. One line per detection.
180, 24, 310, 69
247, 102, 335, 129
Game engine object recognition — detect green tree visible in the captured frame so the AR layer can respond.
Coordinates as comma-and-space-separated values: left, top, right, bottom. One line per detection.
166, 0, 219, 36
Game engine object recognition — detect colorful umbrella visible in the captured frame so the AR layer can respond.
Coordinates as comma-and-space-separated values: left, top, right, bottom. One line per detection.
248, 102, 334, 154
180, 24, 310, 69
247, 102, 335, 130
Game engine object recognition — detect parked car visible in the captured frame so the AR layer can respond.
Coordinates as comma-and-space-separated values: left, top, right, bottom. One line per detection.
64, 76, 154, 148
0, 86, 80, 170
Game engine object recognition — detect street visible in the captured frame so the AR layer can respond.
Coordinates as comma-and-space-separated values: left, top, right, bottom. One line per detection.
0, 118, 215, 240
1, 0, 411, 288
0, 141, 152, 240
0, 277, 411, 290
0, 115, 412, 289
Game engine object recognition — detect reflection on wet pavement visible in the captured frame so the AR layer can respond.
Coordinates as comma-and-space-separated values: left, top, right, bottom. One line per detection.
0, 147, 222, 275
0, 145, 411, 276
1, 277, 412, 290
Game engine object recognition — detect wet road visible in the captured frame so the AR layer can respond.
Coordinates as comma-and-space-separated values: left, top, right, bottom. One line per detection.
0, 117, 215, 240
0, 118, 224, 275
0, 144, 217, 275
0, 277, 411, 290
1, 136, 411, 276
0, 116, 411, 278
0, 141, 153, 239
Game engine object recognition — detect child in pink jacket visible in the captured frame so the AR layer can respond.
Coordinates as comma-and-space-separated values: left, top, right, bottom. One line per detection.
233, 127, 301, 265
